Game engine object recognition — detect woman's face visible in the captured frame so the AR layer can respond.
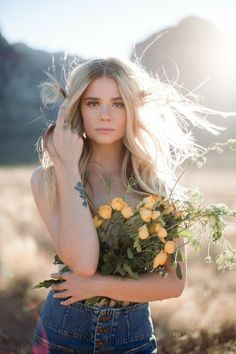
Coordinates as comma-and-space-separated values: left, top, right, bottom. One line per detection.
80, 76, 127, 145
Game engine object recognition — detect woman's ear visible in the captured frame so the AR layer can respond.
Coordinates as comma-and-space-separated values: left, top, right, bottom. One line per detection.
83, 131, 87, 139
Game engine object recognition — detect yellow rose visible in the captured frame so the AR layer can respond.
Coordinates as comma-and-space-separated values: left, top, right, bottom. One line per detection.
143, 194, 159, 209
93, 215, 104, 228
98, 205, 112, 219
153, 250, 167, 268
111, 197, 126, 211
139, 207, 152, 222
121, 205, 134, 219
157, 227, 168, 239
164, 240, 176, 254
151, 210, 161, 220
138, 224, 149, 240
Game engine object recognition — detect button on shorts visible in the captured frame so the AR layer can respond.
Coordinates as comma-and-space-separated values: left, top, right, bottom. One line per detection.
32, 290, 158, 353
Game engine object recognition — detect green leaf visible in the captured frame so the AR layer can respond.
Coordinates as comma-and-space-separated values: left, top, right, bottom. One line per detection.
84, 296, 105, 306
32, 279, 62, 289
53, 254, 64, 265
178, 229, 192, 238
123, 263, 139, 279
115, 261, 122, 273
134, 237, 141, 252
127, 248, 134, 259
100, 231, 111, 243
119, 267, 126, 276
176, 263, 183, 280
171, 261, 177, 269
101, 262, 115, 274
110, 234, 119, 249
191, 239, 201, 254
61, 265, 70, 272
103, 253, 110, 262
176, 250, 184, 262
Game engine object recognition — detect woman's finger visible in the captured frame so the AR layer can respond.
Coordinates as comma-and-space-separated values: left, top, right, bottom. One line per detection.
51, 281, 67, 290
60, 297, 75, 306
50, 272, 66, 281
53, 291, 70, 298
54, 103, 67, 135
63, 121, 72, 130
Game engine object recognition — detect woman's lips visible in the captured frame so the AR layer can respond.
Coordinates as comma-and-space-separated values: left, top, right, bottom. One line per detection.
95, 128, 114, 133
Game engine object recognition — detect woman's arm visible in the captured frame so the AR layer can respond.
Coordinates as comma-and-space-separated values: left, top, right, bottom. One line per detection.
96, 266, 185, 303
54, 163, 100, 276
31, 164, 100, 276
98, 237, 187, 302
31, 104, 100, 276
52, 238, 187, 304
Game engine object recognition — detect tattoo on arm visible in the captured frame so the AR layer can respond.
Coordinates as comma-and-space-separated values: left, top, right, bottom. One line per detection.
74, 182, 88, 207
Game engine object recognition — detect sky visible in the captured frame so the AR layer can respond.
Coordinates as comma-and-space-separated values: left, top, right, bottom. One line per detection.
0, 0, 236, 59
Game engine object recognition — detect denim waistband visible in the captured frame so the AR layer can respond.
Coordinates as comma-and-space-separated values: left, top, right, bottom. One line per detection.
71, 297, 149, 314
33, 290, 157, 352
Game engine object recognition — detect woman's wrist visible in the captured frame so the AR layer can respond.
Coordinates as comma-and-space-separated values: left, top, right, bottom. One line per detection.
92, 271, 111, 297
54, 161, 81, 181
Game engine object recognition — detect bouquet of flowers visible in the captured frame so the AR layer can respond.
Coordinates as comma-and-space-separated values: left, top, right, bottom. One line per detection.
33, 139, 236, 307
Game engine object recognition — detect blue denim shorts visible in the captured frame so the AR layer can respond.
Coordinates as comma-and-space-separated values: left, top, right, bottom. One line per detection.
32, 290, 158, 353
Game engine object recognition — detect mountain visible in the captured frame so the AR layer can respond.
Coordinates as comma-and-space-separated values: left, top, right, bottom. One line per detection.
130, 16, 236, 149
0, 31, 84, 164
0, 16, 235, 164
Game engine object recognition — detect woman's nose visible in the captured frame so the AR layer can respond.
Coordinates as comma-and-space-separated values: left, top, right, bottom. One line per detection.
100, 115, 111, 121
100, 108, 111, 121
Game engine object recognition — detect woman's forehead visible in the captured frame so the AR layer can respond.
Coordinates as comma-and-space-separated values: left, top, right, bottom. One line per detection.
83, 76, 121, 97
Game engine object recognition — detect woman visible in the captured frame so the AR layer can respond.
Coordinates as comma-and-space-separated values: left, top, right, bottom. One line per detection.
31, 57, 224, 353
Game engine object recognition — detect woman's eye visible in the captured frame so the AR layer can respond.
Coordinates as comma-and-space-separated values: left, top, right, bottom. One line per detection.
87, 101, 98, 107
114, 102, 125, 108
86, 101, 125, 108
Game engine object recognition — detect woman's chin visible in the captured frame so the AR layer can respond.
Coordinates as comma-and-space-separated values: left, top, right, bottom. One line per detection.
89, 136, 123, 145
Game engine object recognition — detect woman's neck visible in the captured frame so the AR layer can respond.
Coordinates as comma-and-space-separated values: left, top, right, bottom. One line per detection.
87, 141, 125, 177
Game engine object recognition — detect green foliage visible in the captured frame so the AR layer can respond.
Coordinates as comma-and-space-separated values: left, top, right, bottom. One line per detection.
32, 279, 64, 289
32, 139, 236, 307
176, 263, 183, 280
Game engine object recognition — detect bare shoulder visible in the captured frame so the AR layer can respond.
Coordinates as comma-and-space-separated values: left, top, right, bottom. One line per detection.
30, 165, 52, 215
30, 166, 61, 255
31, 166, 50, 205
31, 166, 44, 191
31, 165, 59, 220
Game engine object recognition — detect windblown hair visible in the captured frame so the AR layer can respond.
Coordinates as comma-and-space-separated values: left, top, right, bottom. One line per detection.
36, 56, 228, 214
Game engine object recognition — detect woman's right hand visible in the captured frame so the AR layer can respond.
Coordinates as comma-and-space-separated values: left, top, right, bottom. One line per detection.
45, 103, 84, 170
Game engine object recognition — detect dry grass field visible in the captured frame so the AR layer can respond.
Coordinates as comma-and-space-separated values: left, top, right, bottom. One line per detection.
0, 165, 236, 354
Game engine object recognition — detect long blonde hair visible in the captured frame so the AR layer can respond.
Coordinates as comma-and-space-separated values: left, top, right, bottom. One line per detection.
36, 56, 229, 214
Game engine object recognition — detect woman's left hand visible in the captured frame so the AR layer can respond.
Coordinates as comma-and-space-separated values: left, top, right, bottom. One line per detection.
50, 270, 102, 306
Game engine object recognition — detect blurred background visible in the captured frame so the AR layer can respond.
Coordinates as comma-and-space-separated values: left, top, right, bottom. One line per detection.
0, 0, 236, 353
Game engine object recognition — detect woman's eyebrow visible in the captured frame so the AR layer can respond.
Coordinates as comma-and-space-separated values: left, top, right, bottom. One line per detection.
83, 96, 123, 101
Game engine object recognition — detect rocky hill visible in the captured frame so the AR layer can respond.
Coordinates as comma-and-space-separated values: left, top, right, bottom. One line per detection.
0, 16, 235, 164
0, 31, 83, 164
131, 17, 236, 150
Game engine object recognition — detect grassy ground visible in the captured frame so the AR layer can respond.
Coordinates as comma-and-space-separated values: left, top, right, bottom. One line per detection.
0, 165, 236, 354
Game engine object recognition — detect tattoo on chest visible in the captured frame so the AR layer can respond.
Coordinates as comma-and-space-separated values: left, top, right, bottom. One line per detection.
74, 181, 88, 207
